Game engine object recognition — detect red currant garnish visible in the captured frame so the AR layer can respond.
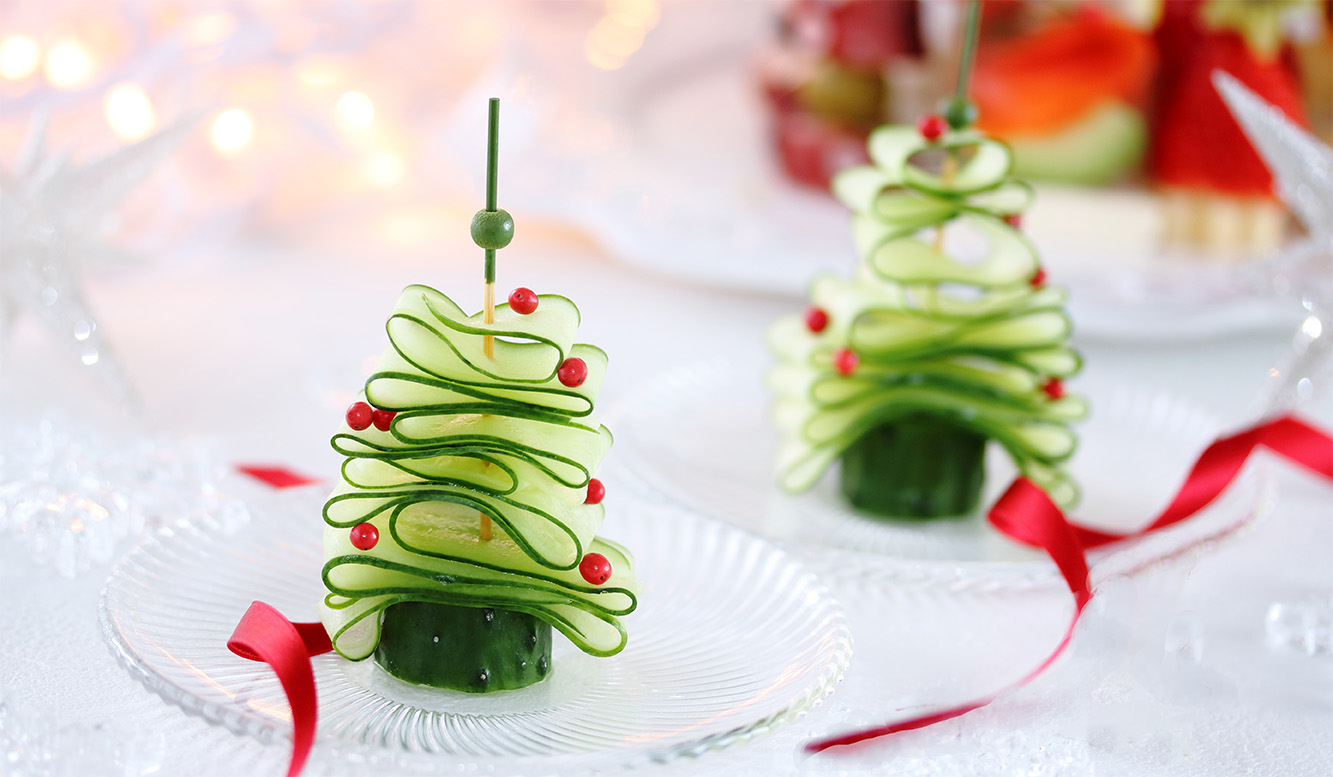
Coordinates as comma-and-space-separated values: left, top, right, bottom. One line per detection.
350, 522, 379, 550
1030, 267, 1047, 288
833, 348, 859, 376
1042, 378, 1064, 400
917, 114, 947, 142
371, 408, 396, 431
579, 552, 612, 585
346, 401, 373, 431
805, 307, 829, 333
1004, 213, 1023, 228
585, 477, 605, 505
509, 287, 538, 315
558, 357, 587, 387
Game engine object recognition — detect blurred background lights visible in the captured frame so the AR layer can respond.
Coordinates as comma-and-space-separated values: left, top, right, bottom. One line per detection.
335, 91, 375, 132
585, 0, 658, 71
364, 151, 404, 187
607, 0, 661, 29
585, 16, 643, 71
0, 36, 41, 80
45, 38, 95, 89
103, 83, 156, 141
1304, 315, 1323, 340
210, 108, 253, 153
185, 11, 238, 46
296, 57, 343, 87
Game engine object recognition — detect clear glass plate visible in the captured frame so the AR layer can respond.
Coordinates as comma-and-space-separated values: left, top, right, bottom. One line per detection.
99, 489, 851, 775
606, 355, 1275, 591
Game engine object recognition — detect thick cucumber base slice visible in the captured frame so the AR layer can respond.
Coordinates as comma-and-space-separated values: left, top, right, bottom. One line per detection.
839, 416, 986, 519
375, 602, 553, 692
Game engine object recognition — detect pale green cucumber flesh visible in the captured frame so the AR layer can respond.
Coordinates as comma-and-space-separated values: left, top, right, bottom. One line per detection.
780, 127, 1082, 512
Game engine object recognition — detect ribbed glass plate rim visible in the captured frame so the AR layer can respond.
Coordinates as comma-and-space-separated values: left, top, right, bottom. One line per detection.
99, 488, 852, 775
606, 356, 1276, 594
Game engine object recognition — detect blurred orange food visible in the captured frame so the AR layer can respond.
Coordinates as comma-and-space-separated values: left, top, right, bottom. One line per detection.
971, 6, 1154, 137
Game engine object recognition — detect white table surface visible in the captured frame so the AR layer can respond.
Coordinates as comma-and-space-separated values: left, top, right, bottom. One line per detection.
2, 216, 1330, 776
4, 2, 1332, 773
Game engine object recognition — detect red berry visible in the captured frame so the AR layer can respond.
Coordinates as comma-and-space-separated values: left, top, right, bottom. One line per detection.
833, 348, 859, 376
805, 307, 829, 333
585, 477, 605, 505
1004, 213, 1023, 228
346, 401, 373, 431
350, 522, 379, 550
1030, 267, 1047, 288
826, 0, 924, 68
558, 357, 587, 387
509, 287, 538, 315
917, 114, 947, 142
579, 552, 612, 585
1042, 378, 1064, 400
372, 408, 396, 431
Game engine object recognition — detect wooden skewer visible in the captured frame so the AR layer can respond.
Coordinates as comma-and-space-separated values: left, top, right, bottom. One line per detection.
919, 150, 960, 312
932, 0, 979, 257
481, 282, 493, 541
483, 282, 495, 358
933, 152, 958, 254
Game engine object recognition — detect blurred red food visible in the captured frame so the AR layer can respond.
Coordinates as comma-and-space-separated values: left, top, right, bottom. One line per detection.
765, 1, 923, 190
782, 0, 923, 69
1150, 0, 1310, 196
768, 99, 871, 190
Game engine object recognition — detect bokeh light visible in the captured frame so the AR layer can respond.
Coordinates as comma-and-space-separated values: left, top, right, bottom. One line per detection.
335, 91, 375, 132
585, 15, 643, 71
364, 151, 405, 187
45, 38, 96, 89
104, 83, 156, 140
185, 11, 238, 46
0, 36, 41, 80
585, 0, 658, 71
210, 108, 254, 153
607, 0, 660, 30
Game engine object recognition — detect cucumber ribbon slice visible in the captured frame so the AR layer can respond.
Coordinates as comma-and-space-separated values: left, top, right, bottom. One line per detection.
773, 125, 1085, 508
320, 285, 637, 660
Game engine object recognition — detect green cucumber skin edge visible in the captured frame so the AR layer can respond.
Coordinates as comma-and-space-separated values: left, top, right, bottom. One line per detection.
320, 284, 637, 665
773, 126, 1083, 513
375, 601, 553, 692
840, 416, 987, 519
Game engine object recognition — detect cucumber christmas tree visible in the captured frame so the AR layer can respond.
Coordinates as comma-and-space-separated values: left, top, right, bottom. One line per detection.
769, 4, 1085, 518
318, 100, 637, 692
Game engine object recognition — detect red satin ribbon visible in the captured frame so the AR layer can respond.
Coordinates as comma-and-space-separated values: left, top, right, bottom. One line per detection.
225, 417, 1331, 771
227, 602, 332, 777
806, 414, 1333, 753
237, 465, 320, 489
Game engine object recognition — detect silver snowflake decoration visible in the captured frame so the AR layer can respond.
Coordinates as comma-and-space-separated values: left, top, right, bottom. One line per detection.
1214, 71, 1333, 413
0, 116, 194, 416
